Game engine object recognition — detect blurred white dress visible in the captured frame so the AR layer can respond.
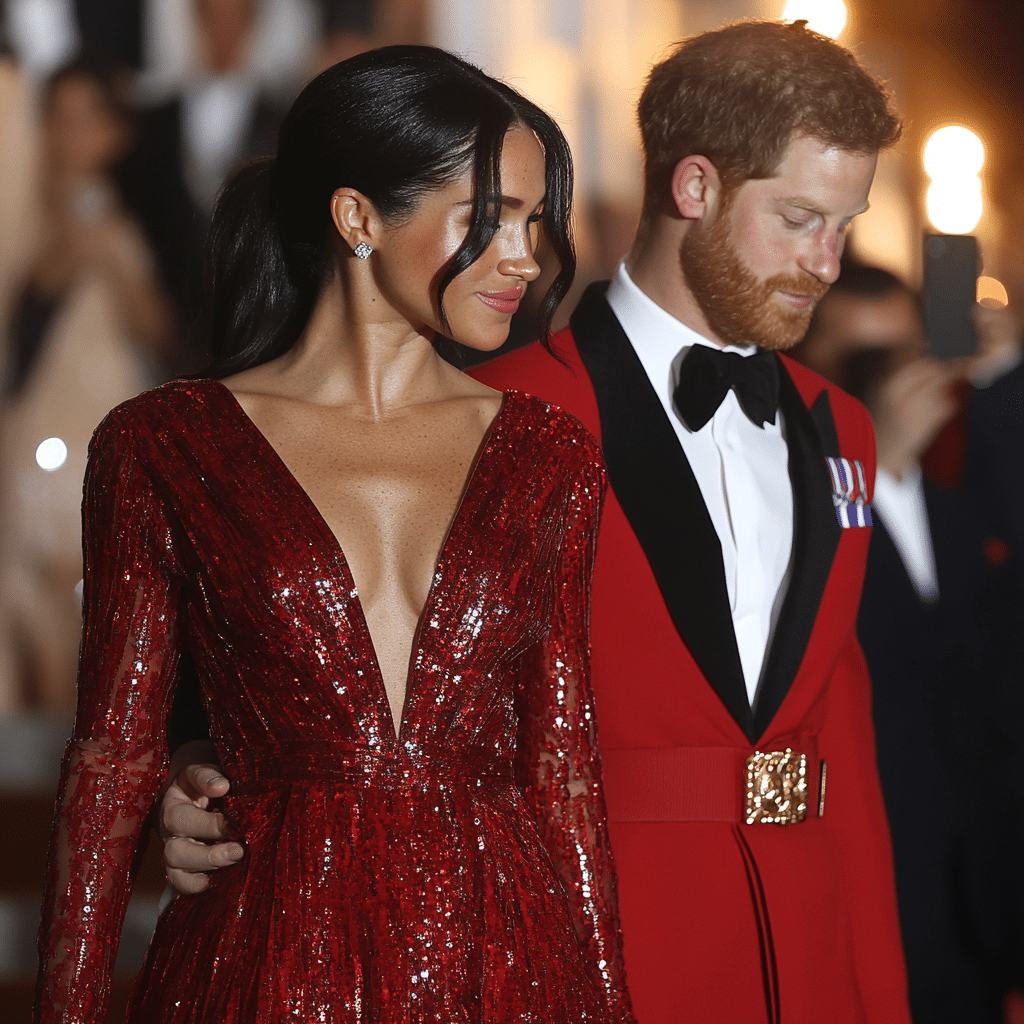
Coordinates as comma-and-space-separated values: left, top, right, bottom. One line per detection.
0, 86, 153, 715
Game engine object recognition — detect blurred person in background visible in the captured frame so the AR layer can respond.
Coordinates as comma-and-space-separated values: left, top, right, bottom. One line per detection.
311, 0, 376, 68
312, 0, 425, 70
1, 0, 425, 364
120, 0, 320, 360
0, 58, 172, 715
0, 18, 37, 329
794, 262, 1024, 1024
136, 0, 319, 209
0, 28, 37, 713
8, 59, 173, 385
963, 304, 1024, 607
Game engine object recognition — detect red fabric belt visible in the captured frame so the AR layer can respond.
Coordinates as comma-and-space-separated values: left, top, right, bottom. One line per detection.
601, 739, 821, 824
227, 741, 514, 793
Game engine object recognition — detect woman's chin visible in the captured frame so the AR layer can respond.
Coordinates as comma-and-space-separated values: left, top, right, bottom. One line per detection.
450, 328, 514, 355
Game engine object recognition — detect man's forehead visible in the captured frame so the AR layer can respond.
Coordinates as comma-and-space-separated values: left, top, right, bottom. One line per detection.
736, 137, 877, 208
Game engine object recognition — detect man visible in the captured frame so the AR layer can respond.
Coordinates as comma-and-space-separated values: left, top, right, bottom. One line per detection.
163, 21, 908, 1022
795, 265, 1024, 1023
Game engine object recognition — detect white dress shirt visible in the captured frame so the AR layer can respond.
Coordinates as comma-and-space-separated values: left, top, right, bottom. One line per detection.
606, 262, 795, 705
872, 465, 939, 602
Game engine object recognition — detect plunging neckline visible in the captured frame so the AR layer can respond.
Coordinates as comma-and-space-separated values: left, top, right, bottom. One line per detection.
204, 377, 510, 745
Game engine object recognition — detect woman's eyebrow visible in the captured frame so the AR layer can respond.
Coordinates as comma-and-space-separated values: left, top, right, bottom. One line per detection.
454, 196, 538, 211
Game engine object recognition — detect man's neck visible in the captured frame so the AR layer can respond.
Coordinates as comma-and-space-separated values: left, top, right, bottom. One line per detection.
625, 228, 726, 347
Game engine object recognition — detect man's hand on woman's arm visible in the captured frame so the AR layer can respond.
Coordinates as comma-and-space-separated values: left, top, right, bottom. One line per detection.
160, 740, 244, 894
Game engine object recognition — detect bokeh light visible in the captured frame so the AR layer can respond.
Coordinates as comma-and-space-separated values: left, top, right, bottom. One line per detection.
977, 275, 1009, 307
35, 437, 68, 472
925, 178, 983, 235
923, 126, 985, 180
782, 0, 848, 39
923, 126, 985, 234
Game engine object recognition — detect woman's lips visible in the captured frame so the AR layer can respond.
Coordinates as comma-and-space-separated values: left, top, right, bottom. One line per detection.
477, 288, 523, 315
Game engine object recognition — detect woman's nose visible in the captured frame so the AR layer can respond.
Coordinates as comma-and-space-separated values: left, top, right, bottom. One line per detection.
497, 253, 541, 281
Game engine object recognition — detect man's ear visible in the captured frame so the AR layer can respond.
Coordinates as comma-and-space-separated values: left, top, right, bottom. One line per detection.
670, 156, 724, 221
330, 188, 382, 256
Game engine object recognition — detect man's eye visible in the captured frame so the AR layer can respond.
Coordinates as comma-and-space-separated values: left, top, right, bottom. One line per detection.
782, 216, 807, 229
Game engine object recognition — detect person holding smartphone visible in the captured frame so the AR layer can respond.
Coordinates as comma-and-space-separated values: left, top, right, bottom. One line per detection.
794, 262, 1024, 1024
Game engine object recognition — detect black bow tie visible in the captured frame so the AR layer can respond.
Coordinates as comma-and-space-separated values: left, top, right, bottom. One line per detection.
673, 344, 780, 431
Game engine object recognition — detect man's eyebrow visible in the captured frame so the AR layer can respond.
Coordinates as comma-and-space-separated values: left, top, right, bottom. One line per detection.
779, 198, 871, 217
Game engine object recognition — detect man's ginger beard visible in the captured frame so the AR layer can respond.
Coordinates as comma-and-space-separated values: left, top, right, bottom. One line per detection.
680, 193, 829, 351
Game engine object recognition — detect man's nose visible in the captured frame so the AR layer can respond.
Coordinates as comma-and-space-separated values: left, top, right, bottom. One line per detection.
799, 235, 842, 285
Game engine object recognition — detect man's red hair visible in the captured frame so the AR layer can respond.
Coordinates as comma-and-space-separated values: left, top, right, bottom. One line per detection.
638, 20, 901, 223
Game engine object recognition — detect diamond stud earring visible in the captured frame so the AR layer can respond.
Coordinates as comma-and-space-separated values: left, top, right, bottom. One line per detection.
353, 241, 373, 259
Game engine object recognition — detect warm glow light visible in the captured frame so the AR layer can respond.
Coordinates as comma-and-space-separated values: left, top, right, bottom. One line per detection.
782, 0, 848, 39
35, 437, 68, 472
923, 126, 985, 180
926, 178, 983, 235
923, 126, 985, 234
977, 276, 1008, 307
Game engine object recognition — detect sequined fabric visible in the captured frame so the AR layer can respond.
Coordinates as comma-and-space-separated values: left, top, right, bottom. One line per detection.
35, 381, 634, 1024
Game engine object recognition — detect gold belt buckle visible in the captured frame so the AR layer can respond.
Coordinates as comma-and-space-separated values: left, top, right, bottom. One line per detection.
745, 748, 808, 825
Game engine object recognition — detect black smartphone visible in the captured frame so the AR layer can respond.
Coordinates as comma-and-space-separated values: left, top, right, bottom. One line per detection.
922, 233, 978, 358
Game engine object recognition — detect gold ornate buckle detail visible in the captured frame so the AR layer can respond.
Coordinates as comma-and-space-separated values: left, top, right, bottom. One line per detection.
744, 748, 808, 825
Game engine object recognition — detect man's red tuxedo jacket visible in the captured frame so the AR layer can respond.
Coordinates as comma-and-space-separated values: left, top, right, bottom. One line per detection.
472, 283, 911, 1024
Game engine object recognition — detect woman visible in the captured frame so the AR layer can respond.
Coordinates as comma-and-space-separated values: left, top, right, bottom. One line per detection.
0, 59, 173, 714
35, 46, 633, 1023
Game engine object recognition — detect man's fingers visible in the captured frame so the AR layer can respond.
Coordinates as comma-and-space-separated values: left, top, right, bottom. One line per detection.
164, 834, 244, 877
165, 866, 211, 896
159, 753, 241, 896
164, 835, 244, 871
181, 763, 231, 800
886, 359, 957, 407
162, 801, 233, 843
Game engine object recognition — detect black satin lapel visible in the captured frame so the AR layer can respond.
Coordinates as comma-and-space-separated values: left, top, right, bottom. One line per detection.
809, 390, 841, 456
570, 283, 753, 739
753, 371, 842, 739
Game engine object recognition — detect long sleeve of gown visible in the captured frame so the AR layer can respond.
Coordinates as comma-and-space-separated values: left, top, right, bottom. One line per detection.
513, 454, 635, 1024
35, 410, 185, 1024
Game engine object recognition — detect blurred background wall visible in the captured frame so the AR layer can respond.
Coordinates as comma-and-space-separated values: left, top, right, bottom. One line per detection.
0, 0, 1020, 1020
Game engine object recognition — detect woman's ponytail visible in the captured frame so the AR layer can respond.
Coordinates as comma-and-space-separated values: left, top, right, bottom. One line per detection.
201, 158, 317, 377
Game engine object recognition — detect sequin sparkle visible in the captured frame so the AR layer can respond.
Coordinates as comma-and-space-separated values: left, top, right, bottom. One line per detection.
35, 381, 634, 1024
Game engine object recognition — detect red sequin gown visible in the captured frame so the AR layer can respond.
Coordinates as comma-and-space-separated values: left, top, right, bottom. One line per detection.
34, 380, 633, 1024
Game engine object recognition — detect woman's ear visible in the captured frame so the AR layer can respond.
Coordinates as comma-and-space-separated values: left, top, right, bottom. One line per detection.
670, 155, 724, 222
330, 188, 381, 257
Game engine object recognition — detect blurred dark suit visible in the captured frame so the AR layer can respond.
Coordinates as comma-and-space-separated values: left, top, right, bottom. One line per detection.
795, 263, 1024, 1022
115, 93, 285, 369
860, 479, 1024, 1024
966, 360, 1024, 599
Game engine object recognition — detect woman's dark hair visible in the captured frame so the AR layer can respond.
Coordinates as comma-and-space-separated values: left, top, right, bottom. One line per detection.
203, 45, 575, 376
